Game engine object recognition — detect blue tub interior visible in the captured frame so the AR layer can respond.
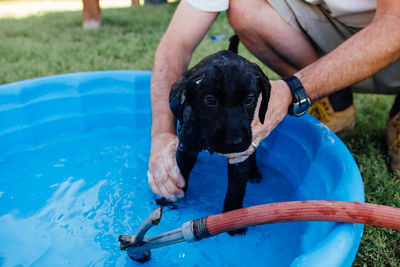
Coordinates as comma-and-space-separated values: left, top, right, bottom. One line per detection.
0, 71, 364, 267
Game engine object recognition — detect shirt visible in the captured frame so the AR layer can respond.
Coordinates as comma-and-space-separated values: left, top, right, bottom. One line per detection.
184, 0, 377, 27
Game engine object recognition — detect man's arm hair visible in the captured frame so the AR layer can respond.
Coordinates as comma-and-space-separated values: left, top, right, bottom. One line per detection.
150, 1, 218, 138
295, 0, 400, 100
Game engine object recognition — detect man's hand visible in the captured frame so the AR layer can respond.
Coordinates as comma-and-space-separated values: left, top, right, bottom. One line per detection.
148, 132, 185, 201
221, 80, 292, 164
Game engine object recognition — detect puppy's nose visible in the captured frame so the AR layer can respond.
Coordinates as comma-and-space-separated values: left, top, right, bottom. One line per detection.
226, 136, 243, 145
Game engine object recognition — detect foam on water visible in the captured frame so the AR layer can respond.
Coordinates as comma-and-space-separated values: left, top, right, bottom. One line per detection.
0, 129, 306, 266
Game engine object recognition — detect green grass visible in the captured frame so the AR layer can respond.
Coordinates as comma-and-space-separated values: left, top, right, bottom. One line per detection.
0, 3, 277, 84
345, 94, 400, 266
1, 3, 399, 266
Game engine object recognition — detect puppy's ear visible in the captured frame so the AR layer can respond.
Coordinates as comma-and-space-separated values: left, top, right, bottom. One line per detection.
169, 72, 190, 121
169, 70, 202, 121
256, 69, 271, 125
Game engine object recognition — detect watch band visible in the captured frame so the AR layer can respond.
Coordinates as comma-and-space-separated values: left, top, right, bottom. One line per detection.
283, 75, 311, 117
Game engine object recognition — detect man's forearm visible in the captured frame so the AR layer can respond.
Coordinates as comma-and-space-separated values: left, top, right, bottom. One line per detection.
296, 11, 400, 100
149, 0, 219, 139
150, 42, 191, 138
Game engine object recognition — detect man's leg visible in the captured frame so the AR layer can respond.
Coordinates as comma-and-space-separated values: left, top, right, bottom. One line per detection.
379, 61, 400, 173
227, 0, 318, 77
227, 0, 355, 133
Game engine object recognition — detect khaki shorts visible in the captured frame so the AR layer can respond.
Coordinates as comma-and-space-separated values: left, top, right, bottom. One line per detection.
268, 0, 400, 94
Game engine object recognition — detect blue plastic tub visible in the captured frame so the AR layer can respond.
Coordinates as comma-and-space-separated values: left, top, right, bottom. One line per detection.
0, 71, 364, 266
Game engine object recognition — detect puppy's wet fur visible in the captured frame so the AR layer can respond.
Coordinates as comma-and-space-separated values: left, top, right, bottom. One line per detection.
168, 50, 271, 235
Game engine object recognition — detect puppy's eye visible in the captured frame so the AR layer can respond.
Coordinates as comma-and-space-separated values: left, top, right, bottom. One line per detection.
204, 95, 218, 107
244, 94, 255, 105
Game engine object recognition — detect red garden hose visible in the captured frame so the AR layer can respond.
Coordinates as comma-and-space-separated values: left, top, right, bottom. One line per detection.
203, 200, 400, 237
120, 200, 400, 262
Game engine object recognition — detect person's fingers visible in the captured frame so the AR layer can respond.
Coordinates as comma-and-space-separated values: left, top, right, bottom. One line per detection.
251, 94, 263, 128
163, 152, 185, 188
158, 164, 182, 201
164, 178, 184, 199
218, 152, 234, 158
159, 182, 177, 202
152, 165, 171, 199
220, 142, 257, 164
229, 154, 250, 164
150, 161, 184, 201
173, 161, 186, 188
147, 170, 162, 196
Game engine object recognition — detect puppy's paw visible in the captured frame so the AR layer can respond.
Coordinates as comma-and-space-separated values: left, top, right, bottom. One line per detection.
227, 227, 248, 236
155, 197, 178, 210
248, 169, 262, 183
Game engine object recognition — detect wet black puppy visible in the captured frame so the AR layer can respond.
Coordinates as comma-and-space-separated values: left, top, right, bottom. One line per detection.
169, 50, 270, 234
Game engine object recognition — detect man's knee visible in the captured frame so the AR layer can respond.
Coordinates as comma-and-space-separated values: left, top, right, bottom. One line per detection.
227, 0, 273, 32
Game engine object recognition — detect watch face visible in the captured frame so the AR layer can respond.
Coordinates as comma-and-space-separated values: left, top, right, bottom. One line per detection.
293, 103, 309, 117
290, 97, 311, 117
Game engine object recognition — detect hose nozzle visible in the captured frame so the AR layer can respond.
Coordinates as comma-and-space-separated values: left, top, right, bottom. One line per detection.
118, 207, 210, 262
118, 207, 162, 262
